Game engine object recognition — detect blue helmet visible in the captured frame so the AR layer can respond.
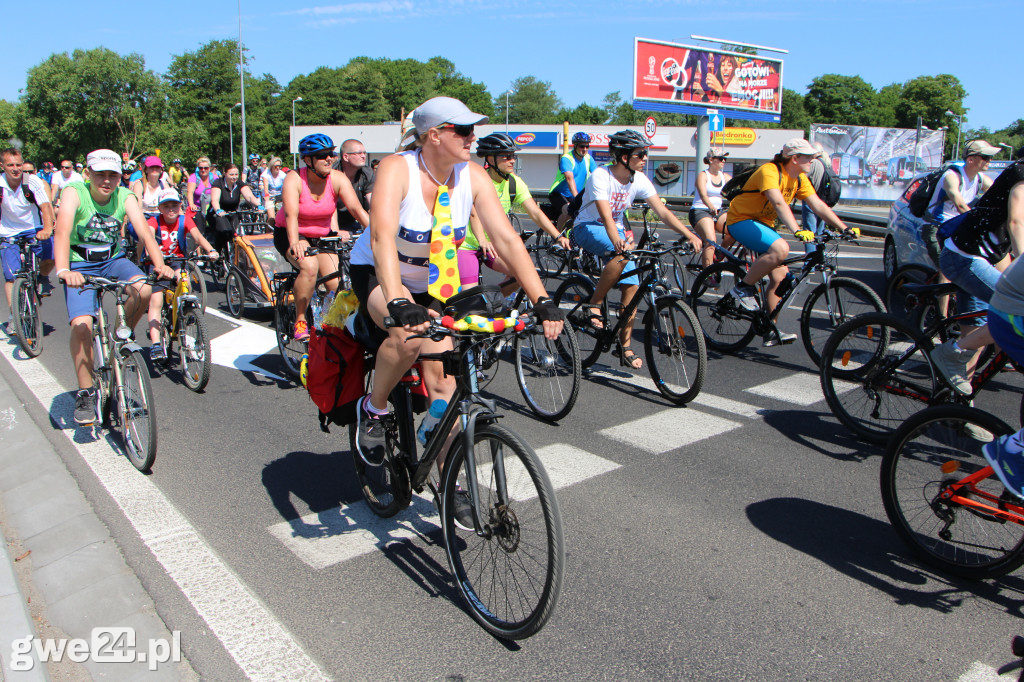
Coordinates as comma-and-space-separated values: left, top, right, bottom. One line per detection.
298, 134, 335, 157
248, 152, 261, 161
571, 132, 591, 146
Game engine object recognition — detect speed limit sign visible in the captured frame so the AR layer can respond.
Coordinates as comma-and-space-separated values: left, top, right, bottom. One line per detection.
644, 116, 657, 139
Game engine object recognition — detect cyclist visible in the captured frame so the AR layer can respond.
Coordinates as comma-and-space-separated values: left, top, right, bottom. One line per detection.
722, 138, 856, 344
335, 140, 373, 240
273, 133, 369, 341
186, 157, 215, 235
261, 157, 286, 224
1, 147, 56, 332
243, 153, 262, 186
690, 149, 730, 271
348, 96, 564, 482
210, 163, 264, 251
548, 132, 597, 229
571, 129, 702, 369
52, 149, 173, 425
460, 132, 570, 287
132, 156, 171, 217
50, 160, 83, 210
167, 158, 184, 186
120, 163, 134, 189
143, 189, 218, 360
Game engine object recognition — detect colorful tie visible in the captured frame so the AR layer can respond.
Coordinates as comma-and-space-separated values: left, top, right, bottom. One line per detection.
427, 184, 460, 301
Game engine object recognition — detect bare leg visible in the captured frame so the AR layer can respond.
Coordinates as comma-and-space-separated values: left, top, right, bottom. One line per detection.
70, 316, 95, 389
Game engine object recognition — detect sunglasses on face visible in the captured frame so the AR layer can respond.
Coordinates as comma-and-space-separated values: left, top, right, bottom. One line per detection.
198, 166, 210, 170
711, 156, 727, 161
61, 165, 72, 169
312, 152, 337, 161
439, 123, 474, 137
631, 150, 649, 159
497, 153, 516, 161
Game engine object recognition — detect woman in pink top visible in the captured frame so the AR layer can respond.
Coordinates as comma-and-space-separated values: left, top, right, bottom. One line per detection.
273, 133, 368, 340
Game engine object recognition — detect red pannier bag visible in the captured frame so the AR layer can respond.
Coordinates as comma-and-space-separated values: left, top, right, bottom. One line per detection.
305, 325, 365, 433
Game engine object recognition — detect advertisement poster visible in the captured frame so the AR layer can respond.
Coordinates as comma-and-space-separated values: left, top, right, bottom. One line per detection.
633, 38, 783, 115
809, 123, 947, 201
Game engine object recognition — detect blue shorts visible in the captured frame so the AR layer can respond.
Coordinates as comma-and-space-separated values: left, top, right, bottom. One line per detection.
938, 247, 1000, 322
1, 230, 54, 280
572, 222, 639, 286
725, 219, 780, 254
989, 309, 1024, 368
64, 257, 146, 323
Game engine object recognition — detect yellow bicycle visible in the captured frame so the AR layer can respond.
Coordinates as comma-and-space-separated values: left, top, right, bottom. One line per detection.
152, 254, 214, 392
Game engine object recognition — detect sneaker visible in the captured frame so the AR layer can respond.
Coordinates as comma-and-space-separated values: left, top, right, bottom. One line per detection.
39, 279, 55, 297
5, 318, 16, 337
763, 330, 797, 347
149, 344, 166, 362
930, 340, 973, 396
355, 396, 389, 466
293, 319, 310, 341
983, 435, 1024, 500
73, 387, 99, 425
727, 284, 759, 312
452, 488, 475, 531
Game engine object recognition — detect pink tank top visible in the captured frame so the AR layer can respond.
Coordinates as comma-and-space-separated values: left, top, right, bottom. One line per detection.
274, 168, 336, 238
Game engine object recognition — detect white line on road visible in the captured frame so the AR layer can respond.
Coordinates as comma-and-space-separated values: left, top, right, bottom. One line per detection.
0, 345, 329, 682
205, 308, 286, 381
745, 373, 841, 406
957, 661, 1017, 681
599, 409, 741, 454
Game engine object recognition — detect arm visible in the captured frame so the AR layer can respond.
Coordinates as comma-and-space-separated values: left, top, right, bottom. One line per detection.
186, 225, 218, 257
1008, 181, 1024, 259
131, 180, 144, 204
564, 171, 578, 198
646, 196, 702, 251
240, 184, 262, 208
763, 187, 803, 234
186, 179, 198, 212
367, 155, 408, 307
211, 186, 223, 213
281, 171, 307, 261
942, 171, 971, 214
125, 195, 173, 280
53, 187, 82, 286
332, 170, 369, 228
261, 174, 270, 198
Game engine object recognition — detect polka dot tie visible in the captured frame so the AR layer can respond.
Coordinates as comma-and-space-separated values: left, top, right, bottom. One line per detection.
427, 184, 460, 301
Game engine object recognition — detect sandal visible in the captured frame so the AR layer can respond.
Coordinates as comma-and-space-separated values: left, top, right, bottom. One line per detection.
584, 306, 605, 331
614, 345, 643, 370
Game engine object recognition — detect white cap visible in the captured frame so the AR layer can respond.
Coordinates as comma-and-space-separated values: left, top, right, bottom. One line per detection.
412, 97, 488, 136
86, 149, 122, 173
157, 188, 182, 205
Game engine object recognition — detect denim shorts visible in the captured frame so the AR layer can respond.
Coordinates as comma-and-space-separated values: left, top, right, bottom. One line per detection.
64, 257, 146, 323
725, 219, 780, 254
1, 230, 54, 280
572, 221, 638, 286
938, 247, 1000, 321
989, 309, 1024, 368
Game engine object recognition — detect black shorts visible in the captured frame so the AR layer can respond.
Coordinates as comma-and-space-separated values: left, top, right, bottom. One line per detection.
548, 192, 571, 217
273, 227, 326, 260
688, 208, 717, 227
349, 264, 442, 320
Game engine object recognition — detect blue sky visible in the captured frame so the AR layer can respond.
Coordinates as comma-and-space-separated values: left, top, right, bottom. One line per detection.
5, 0, 1019, 133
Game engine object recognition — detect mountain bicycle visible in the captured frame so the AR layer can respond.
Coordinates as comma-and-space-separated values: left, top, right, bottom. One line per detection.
2, 235, 46, 357
80, 275, 158, 472
884, 264, 957, 335
348, 297, 564, 640
151, 255, 214, 392
689, 230, 881, 366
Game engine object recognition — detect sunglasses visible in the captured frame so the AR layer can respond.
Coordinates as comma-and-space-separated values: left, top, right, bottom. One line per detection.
312, 152, 337, 161
439, 123, 474, 137
710, 156, 727, 161
576, 144, 590, 149
198, 166, 210, 170
61, 165, 72, 169
631, 150, 649, 159
497, 153, 517, 161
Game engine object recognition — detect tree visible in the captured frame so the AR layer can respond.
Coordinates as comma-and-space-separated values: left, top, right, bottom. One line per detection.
428, 57, 493, 119
803, 74, 878, 126
894, 74, 967, 130
494, 77, 562, 125
0, 100, 17, 145
555, 103, 607, 125
779, 88, 810, 132
870, 83, 902, 128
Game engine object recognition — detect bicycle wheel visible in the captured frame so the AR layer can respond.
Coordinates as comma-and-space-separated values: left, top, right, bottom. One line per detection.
347, 418, 412, 518
881, 405, 1024, 579
819, 311, 938, 444
553, 275, 603, 368
441, 423, 564, 639
644, 295, 706, 405
666, 251, 692, 295
185, 261, 207, 314
92, 331, 113, 427
274, 277, 306, 380
12, 277, 43, 357
689, 262, 755, 352
885, 263, 935, 321
179, 309, 211, 392
534, 240, 566, 284
225, 271, 246, 318
513, 322, 581, 421
800, 277, 886, 367
117, 349, 157, 472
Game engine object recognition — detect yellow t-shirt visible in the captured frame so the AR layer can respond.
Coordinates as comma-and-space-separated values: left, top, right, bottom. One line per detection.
726, 161, 814, 227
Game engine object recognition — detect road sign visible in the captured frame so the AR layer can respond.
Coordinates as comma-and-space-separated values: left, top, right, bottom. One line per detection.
708, 110, 724, 133
644, 116, 657, 139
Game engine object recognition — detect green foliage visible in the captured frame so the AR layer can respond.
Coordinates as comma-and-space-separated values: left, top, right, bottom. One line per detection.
804, 74, 879, 126
894, 75, 967, 130
495, 77, 563, 125
0, 100, 18, 144
779, 88, 810, 133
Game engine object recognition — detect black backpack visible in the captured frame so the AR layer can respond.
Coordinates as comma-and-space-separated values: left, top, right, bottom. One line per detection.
814, 160, 841, 207
908, 163, 962, 218
721, 162, 780, 201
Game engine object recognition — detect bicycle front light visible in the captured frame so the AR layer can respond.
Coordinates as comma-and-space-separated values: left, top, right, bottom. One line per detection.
115, 325, 133, 341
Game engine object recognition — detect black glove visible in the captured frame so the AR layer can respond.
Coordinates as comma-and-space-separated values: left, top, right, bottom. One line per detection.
386, 298, 430, 327
532, 297, 564, 323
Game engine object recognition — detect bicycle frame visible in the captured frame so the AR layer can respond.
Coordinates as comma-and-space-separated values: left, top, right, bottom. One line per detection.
940, 465, 1024, 526
161, 257, 202, 339
588, 248, 675, 349
91, 279, 147, 418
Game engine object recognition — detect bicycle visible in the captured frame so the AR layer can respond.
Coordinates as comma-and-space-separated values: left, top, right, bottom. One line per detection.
151, 255, 214, 392
553, 245, 707, 406
689, 230, 882, 366
884, 264, 957, 334
819, 307, 1023, 445
347, 300, 564, 639
274, 236, 351, 380
881, 404, 1024, 579
2, 235, 46, 357
80, 275, 158, 472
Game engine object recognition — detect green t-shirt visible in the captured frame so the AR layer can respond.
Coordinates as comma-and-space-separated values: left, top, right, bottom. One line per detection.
69, 182, 130, 262
461, 172, 528, 251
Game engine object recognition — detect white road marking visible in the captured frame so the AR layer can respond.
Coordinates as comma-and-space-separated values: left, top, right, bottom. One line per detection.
269, 444, 620, 570
691, 392, 771, 419
205, 308, 286, 381
1, 405, 15, 429
0, 348, 329, 682
957, 661, 1017, 681
599, 409, 741, 454
745, 373, 839, 406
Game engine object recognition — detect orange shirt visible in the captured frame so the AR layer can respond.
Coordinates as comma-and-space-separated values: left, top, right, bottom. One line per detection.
727, 161, 814, 227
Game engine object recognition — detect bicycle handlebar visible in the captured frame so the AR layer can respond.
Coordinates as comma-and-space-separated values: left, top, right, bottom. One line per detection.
384, 312, 538, 340
0, 236, 38, 246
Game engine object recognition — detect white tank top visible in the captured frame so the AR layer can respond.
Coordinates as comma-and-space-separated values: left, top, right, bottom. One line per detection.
691, 169, 724, 211
929, 165, 981, 223
350, 150, 473, 294
140, 180, 165, 213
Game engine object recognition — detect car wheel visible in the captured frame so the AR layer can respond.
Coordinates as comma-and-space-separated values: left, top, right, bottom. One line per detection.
883, 238, 897, 281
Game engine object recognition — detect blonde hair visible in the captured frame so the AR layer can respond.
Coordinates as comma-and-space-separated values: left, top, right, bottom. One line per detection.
269, 156, 282, 168
196, 156, 211, 167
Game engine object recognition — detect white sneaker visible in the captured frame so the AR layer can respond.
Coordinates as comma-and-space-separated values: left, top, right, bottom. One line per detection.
727, 284, 759, 312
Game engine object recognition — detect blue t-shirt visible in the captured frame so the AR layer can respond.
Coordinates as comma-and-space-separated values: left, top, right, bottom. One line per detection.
550, 153, 597, 198
129, 170, 143, 184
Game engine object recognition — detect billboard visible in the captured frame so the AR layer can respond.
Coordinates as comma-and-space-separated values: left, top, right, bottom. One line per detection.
809, 124, 947, 201
633, 38, 783, 115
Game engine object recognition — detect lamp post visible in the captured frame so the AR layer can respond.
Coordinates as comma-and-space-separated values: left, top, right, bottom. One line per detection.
945, 110, 963, 160
504, 90, 512, 133
1000, 143, 1014, 160
292, 97, 303, 168
229, 102, 241, 166
237, 0, 248, 170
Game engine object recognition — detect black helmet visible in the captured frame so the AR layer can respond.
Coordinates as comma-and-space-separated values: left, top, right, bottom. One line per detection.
475, 133, 520, 157
608, 130, 651, 159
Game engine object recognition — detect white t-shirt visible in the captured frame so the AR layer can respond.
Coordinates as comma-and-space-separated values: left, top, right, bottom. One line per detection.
0, 173, 52, 237
575, 166, 657, 229
51, 170, 84, 194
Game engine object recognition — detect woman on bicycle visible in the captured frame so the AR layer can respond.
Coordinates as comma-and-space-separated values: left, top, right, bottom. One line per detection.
131, 156, 171, 217
690, 149, 730, 271
273, 133, 369, 341
722, 138, 855, 343
573, 129, 702, 369
262, 157, 286, 224
143, 189, 218, 360
186, 156, 214, 235
347, 97, 564, 476
210, 163, 264, 253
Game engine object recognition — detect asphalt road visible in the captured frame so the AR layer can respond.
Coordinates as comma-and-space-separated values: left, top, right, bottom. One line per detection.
4, 230, 1024, 681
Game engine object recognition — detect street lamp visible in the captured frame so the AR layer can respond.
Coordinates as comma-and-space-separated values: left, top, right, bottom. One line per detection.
229, 102, 241, 166
237, 0, 248, 170
504, 90, 513, 133
946, 110, 963, 160
1000, 142, 1014, 160
292, 97, 303, 168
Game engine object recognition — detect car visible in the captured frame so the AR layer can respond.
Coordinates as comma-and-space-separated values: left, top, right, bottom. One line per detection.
883, 173, 933, 280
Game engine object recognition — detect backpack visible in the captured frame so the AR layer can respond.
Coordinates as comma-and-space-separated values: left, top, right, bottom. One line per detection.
814, 160, 842, 207
908, 163, 963, 218
305, 325, 366, 433
721, 161, 781, 202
